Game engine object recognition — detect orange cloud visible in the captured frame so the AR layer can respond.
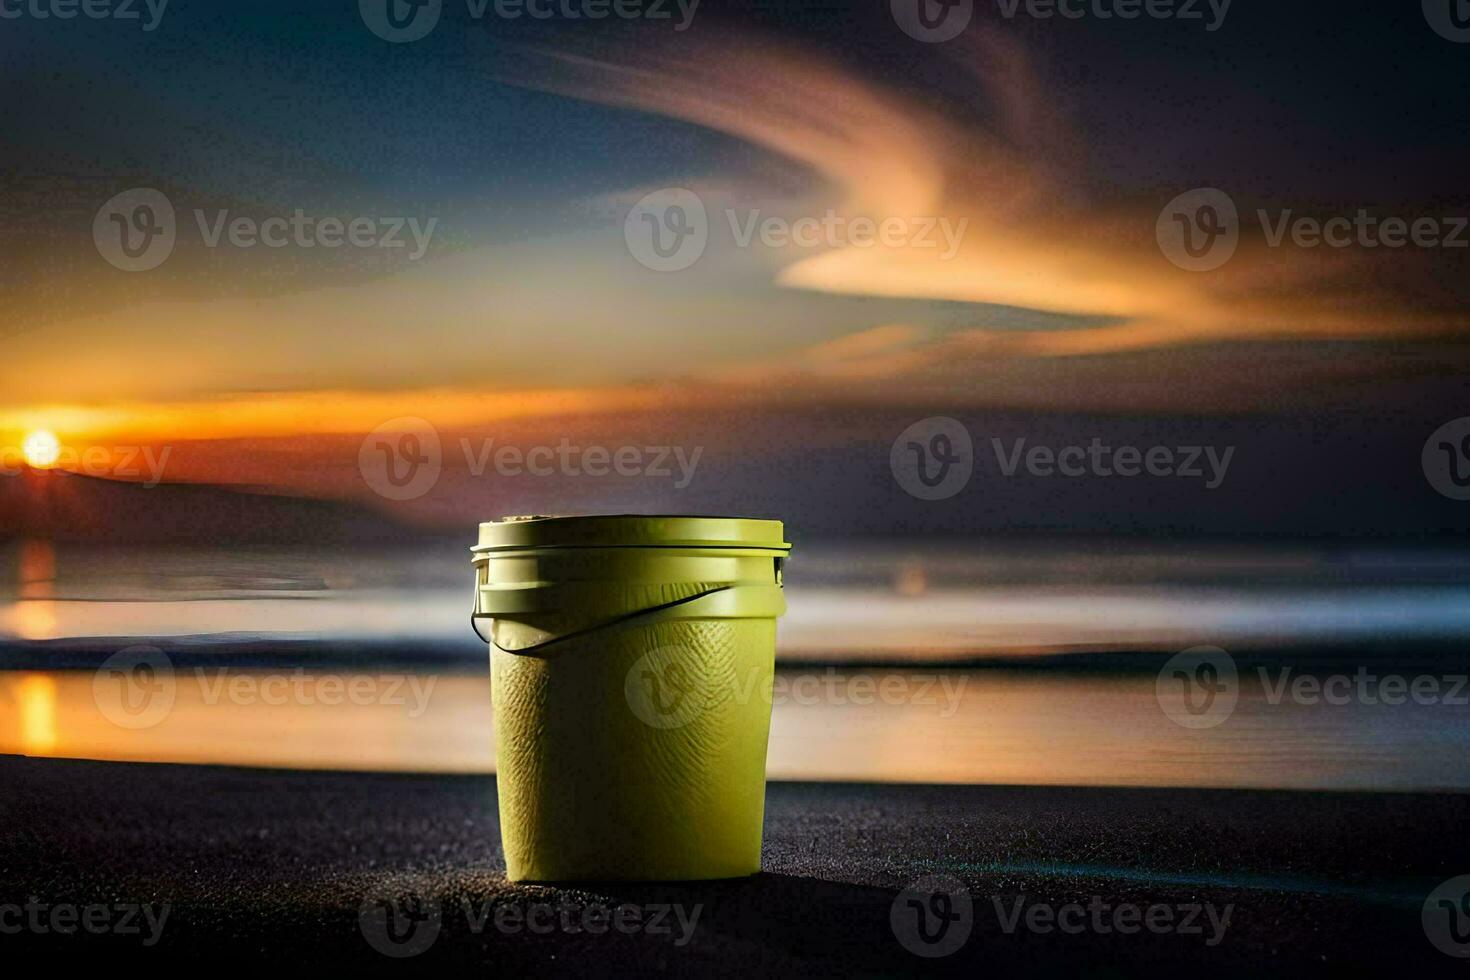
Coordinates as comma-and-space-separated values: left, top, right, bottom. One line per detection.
519, 31, 1465, 356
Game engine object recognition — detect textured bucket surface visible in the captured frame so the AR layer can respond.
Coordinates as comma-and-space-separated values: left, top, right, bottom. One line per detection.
473, 515, 788, 882
493, 617, 775, 881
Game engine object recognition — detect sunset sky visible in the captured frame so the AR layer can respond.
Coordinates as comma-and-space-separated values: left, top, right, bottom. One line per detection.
2, 1, 1467, 534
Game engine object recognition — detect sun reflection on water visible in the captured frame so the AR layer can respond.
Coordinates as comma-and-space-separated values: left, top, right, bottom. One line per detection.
7, 539, 58, 640
13, 673, 58, 755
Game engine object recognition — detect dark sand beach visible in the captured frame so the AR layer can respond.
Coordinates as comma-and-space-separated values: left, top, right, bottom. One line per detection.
3, 755, 1466, 976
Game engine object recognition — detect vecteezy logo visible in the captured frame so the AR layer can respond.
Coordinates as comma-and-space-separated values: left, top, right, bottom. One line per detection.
359, 0, 442, 42
359, 893, 442, 958
1156, 645, 1238, 729
623, 188, 708, 272
890, 875, 972, 957
1423, 875, 1470, 957
624, 646, 706, 729
1156, 188, 1239, 272
890, 0, 972, 43
890, 417, 973, 501
1422, 418, 1470, 500
94, 188, 176, 272
93, 645, 176, 730
358, 417, 442, 501
1424, 0, 1470, 42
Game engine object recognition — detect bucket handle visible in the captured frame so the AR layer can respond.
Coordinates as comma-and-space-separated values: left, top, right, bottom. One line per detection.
471, 584, 736, 654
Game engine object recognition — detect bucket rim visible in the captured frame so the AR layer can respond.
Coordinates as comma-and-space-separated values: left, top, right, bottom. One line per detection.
472, 514, 790, 554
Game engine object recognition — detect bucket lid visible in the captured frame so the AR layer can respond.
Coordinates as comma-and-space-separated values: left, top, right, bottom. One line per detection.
474, 514, 789, 553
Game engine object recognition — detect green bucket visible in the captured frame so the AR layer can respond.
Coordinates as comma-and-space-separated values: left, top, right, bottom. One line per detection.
471, 515, 791, 882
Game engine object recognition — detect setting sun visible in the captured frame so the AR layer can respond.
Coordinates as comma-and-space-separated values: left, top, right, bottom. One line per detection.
21, 429, 61, 469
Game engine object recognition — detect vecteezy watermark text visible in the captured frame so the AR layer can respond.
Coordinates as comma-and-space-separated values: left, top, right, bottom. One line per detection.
1258, 210, 1468, 250
1157, 644, 1470, 729
625, 659, 969, 730
623, 188, 970, 272
0, 443, 170, 485
891, 875, 974, 957
726, 209, 968, 260
1423, 875, 1470, 958
471, 0, 698, 29
359, 0, 699, 43
94, 188, 438, 272
994, 0, 1230, 30
1259, 666, 1468, 707
462, 438, 701, 488
1424, 417, 1470, 500
1424, 0, 1470, 43
357, 416, 704, 501
472, 898, 700, 944
991, 437, 1233, 489
993, 895, 1233, 946
890, 0, 1228, 43
1156, 645, 1238, 729
93, 647, 441, 730
0, 0, 167, 30
359, 893, 701, 957
193, 669, 439, 717
891, 417, 1235, 502
0, 898, 170, 946
889, 878, 1230, 956
194, 209, 437, 259
1157, 187, 1467, 272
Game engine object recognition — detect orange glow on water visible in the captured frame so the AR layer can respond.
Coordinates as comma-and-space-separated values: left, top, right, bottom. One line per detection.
13, 674, 58, 755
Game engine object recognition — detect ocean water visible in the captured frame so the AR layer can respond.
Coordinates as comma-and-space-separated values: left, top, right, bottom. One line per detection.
5, 536, 1470, 656
2, 537, 1469, 789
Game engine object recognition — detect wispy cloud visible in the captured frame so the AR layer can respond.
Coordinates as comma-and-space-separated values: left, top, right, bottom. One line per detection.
517, 30, 1465, 358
